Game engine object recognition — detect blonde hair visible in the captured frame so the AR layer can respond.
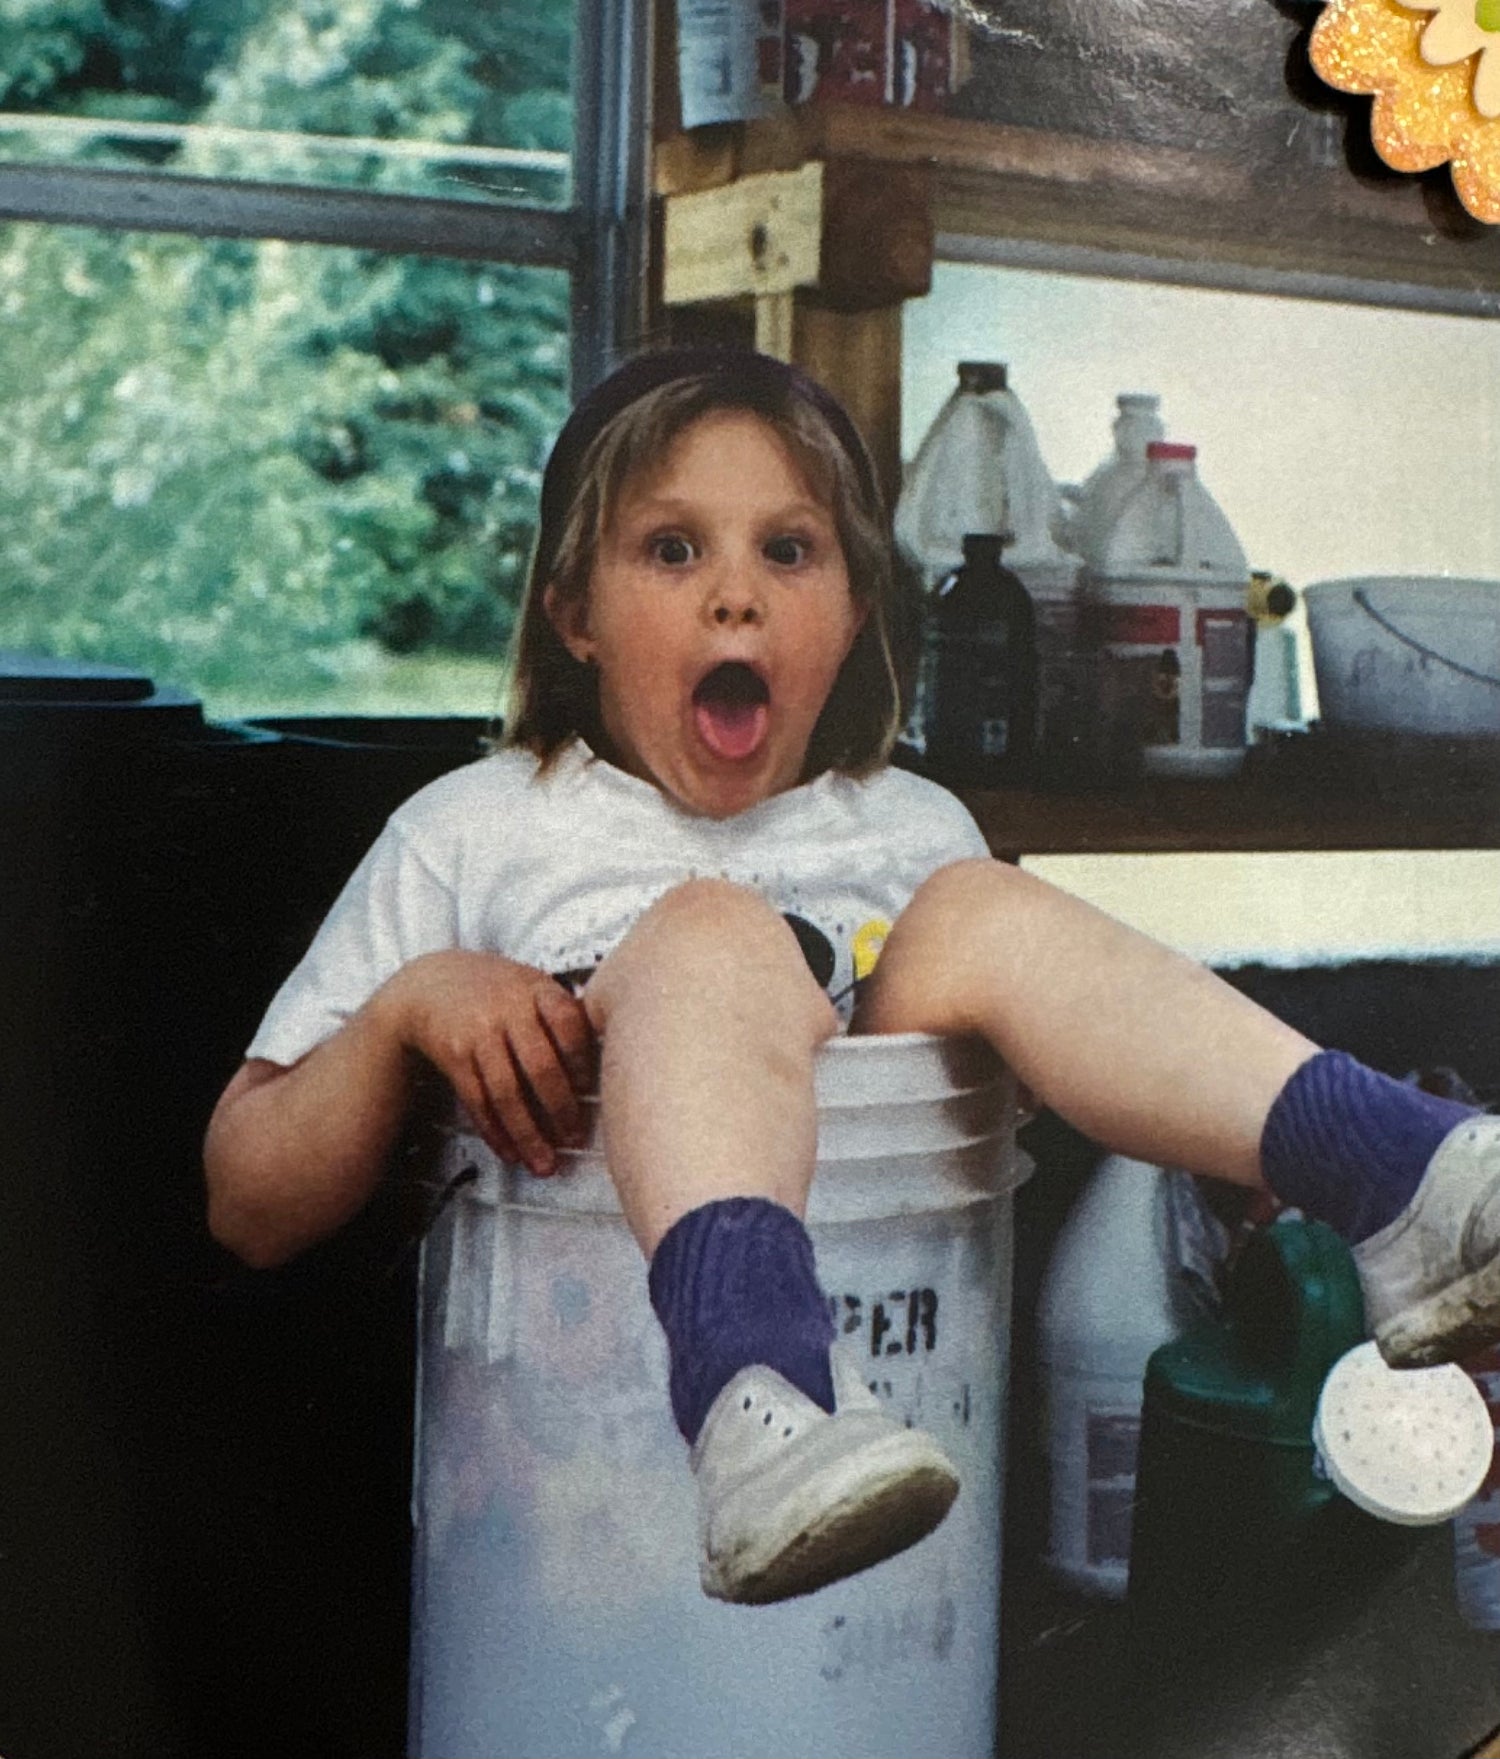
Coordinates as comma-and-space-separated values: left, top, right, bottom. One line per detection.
505, 361, 916, 779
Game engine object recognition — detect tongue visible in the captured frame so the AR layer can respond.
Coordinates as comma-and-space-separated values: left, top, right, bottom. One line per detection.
694, 696, 769, 762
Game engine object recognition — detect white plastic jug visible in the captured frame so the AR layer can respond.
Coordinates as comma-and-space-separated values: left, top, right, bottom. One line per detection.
1084, 441, 1252, 779
896, 363, 1083, 771
895, 361, 1069, 580
409, 1033, 1024, 1759
1037, 1156, 1218, 1599
1061, 393, 1166, 565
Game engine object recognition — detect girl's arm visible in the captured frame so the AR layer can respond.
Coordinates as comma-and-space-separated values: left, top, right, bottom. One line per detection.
204, 949, 595, 1267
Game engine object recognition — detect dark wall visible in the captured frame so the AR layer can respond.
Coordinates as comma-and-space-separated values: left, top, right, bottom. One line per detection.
0, 713, 490, 1759
949, 0, 1500, 273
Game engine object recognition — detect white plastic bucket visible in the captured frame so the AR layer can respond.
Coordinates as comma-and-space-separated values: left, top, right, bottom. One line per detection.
408, 1032, 1024, 1759
1303, 576, 1500, 737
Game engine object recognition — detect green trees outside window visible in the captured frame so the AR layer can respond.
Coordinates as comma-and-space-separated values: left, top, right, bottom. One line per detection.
0, 0, 576, 714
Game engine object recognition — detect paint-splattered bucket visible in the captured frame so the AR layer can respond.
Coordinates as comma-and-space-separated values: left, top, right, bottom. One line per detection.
1304, 576, 1500, 738
408, 1032, 1024, 1759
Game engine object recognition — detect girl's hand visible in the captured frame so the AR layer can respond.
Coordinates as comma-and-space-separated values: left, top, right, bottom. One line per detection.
381, 951, 597, 1176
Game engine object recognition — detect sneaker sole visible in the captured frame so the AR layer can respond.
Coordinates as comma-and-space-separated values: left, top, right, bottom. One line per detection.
703, 1432, 959, 1606
1375, 1249, 1500, 1368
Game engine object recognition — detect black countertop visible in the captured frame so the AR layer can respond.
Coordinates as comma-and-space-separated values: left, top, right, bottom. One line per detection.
1000, 1520, 1500, 1759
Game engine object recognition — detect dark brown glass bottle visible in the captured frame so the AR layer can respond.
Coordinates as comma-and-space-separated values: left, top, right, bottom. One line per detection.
924, 532, 1038, 787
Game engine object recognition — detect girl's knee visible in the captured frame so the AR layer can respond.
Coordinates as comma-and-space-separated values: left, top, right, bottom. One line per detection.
588, 878, 837, 1041
635, 877, 796, 963
895, 857, 1016, 939
859, 859, 1012, 1036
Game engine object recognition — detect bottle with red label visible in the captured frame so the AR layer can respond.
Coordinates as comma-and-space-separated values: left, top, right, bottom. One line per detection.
1083, 440, 1251, 781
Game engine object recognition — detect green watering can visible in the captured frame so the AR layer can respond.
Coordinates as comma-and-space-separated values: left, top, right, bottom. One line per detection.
1126, 1216, 1382, 1638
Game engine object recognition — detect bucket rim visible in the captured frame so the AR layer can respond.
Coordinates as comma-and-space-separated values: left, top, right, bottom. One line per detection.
439, 1120, 1027, 1221
821, 1028, 974, 1052
568, 1078, 1012, 1113
1303, 574, 1500, 608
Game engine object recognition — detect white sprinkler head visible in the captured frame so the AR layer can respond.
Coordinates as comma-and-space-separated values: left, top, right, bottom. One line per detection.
1313, 1340, 1494, 1526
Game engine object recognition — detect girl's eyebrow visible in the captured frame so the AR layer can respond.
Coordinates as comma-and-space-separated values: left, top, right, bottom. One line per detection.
622, 493, 832, 524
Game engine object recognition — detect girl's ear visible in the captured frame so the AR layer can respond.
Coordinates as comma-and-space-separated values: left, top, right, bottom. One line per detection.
543, 581, 594, 665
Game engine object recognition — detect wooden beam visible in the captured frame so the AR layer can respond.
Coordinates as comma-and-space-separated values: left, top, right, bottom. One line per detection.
819, 158, 933, 311
662, 156, 931, 333
655, 104, 1500, 300
662, 162, 823, 307
789, 302, 904, 510
754, 290, 795, 361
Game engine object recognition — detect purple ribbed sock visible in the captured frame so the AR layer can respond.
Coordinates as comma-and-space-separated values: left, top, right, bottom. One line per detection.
1260, 1049, 1476, 1244
647, 1197, 836, 1444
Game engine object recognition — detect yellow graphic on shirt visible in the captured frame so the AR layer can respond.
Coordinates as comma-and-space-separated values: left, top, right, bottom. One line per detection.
852, 917, 892, 982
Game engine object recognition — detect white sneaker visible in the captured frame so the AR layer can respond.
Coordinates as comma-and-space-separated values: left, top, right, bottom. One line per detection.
690, 1352, 960, 1605
1354, 1115, 1500, 1367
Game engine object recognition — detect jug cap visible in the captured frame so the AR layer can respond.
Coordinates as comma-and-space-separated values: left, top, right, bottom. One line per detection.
960, 531, 1013, 558
1312, 1339, 1492, 1526
956, 361, 1008, 394
1146, 441, 1196, 463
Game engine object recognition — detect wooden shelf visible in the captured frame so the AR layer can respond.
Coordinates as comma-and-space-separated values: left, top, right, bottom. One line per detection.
656, 104, 1500, 304
660, 101, 1250, 198
951, 758, 1500, 860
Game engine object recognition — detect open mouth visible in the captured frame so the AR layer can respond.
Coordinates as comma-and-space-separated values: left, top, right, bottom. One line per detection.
691, 661, 771, 762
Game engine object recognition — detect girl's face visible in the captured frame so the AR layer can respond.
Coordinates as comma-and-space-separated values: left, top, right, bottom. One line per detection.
546, 408, 866, 819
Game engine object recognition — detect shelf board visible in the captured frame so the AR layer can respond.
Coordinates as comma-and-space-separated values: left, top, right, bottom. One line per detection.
954, 760, 1500, 860
656, 106, 1500, 307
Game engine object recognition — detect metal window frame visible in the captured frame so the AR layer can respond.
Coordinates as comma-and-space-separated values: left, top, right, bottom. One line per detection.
569, 0, 653, 392
0, 0, 649, 395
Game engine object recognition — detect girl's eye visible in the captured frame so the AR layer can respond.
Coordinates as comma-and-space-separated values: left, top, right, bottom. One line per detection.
649, 533, 695, 566
764, 535, 810, 567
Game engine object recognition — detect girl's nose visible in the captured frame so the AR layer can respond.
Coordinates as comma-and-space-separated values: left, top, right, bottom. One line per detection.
705, 571, 764, 626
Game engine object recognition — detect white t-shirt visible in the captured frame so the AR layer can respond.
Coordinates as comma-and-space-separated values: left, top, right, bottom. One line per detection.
246, 740, 990, 1066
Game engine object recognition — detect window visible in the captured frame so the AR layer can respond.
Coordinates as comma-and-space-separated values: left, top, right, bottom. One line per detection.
0, 0, 646, 717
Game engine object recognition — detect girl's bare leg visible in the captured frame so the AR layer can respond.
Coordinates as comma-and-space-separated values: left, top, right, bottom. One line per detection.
584, 879, 962, 1606
856, 858, 1318, 1189
583, 878, 839, 1255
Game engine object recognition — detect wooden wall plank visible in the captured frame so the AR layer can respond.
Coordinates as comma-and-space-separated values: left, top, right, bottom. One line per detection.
662, 162, 823, 305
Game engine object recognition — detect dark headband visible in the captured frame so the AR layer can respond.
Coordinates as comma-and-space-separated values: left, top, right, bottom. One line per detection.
532, 347, 881, 588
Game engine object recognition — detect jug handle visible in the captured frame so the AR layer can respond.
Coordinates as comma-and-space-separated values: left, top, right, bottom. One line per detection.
1226, 1219, 1368, 1392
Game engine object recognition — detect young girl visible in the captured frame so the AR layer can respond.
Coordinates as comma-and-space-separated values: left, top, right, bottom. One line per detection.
205, 346, 1500, 1607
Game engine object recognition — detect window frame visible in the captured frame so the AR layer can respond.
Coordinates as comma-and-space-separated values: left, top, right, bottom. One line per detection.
0, 0, 650, 398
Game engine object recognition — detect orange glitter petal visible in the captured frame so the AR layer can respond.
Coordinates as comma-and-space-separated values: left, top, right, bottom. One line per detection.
1310, 0, 1500, 223
1372, 54, 1480, 169
1453, 128, 1500, 222
1310, 0, 1420, 99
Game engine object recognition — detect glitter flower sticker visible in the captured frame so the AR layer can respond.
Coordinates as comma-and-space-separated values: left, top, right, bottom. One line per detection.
1413, 0, 1500, 117
1310, 0, 1500, 222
